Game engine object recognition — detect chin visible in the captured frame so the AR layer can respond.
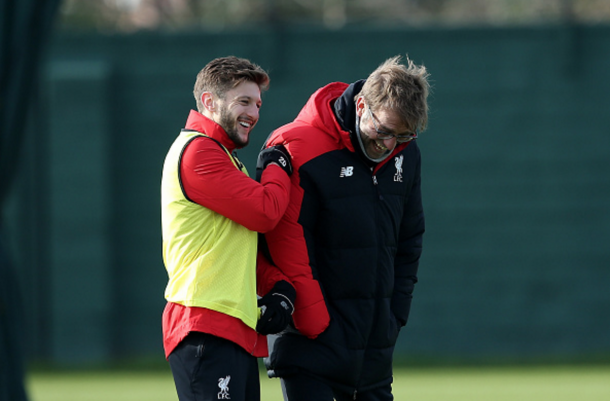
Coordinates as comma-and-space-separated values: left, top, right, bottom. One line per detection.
227, 131, 250, 148
238, 134, 250, 147
368, 151, 385, 159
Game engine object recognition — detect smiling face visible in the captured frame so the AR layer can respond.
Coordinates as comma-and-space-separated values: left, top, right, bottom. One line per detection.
355, 96, 409, 161
207, 81, 262, 148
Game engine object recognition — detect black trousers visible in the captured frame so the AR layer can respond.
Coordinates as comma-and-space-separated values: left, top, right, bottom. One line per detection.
168, 332, 260, 401
281, 374, 393, 401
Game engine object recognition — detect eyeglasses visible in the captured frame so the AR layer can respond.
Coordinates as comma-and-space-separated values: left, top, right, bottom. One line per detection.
367, 105, 418, 143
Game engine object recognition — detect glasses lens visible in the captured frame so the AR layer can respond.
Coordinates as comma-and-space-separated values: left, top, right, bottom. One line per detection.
396, 135, 417, 143
367, 105, 418, 143
376, 132, 393, 140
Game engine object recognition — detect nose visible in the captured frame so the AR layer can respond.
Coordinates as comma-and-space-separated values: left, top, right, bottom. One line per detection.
382, 137, 397, 150
249, 104, 260, 120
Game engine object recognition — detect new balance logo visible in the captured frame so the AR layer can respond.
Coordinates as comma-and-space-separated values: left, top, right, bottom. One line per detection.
218, 375, 231, 399
340, 166, 354, 177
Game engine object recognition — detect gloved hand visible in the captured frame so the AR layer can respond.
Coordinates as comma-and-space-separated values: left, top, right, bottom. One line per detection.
256, 280, 296, 335
256, 144, 293, 181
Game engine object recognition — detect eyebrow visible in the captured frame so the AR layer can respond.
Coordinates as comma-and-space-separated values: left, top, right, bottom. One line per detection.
377, 122, 396, 134
371, 110, 408, 135
236, 95, 261, 104
381, 123, 416, 137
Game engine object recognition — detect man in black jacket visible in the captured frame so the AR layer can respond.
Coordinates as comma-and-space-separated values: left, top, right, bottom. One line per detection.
259, 55, 430, 401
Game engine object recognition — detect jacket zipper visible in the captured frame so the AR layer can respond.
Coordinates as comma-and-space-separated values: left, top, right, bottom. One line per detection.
372, 174, 383, 201
364, 171, 384, 398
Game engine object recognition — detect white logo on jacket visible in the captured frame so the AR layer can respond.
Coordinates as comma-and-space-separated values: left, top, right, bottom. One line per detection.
394, 155, 404, 182
218, 376, 231, 399
340, 166, 354, 177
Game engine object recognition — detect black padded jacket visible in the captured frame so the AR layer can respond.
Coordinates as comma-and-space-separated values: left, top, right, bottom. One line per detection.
262, 80, 424, 394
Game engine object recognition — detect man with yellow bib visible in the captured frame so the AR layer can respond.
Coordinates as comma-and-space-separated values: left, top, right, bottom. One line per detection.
161, 56, 295, 401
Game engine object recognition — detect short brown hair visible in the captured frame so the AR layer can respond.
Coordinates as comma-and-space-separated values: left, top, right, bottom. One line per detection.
193, 56, 270, 113
357, 55, 430, 133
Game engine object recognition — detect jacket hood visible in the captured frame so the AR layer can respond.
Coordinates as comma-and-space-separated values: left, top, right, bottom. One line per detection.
333, 79, 364, 139
334, 79, 375, 165
293, 82, 356, 152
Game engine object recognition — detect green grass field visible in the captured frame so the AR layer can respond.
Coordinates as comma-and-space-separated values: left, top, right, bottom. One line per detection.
27, 365, 610, 401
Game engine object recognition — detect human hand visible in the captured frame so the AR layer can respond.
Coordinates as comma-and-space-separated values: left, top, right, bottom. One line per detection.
256, 280, 296, 335
256, 144, 293, 181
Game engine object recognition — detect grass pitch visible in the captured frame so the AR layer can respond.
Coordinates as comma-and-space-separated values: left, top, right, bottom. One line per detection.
27, 365, 610, 401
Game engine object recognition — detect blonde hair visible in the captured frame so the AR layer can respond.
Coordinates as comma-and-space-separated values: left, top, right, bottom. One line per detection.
358, 55, 430, 132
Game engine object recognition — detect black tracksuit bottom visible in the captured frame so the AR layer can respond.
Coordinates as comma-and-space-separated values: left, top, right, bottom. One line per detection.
169, 332, 260, 401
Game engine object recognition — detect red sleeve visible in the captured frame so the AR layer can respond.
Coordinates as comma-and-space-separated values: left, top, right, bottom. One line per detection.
262, 130, 332, 339
256, 252, 292, 297
180, 137, 290, 233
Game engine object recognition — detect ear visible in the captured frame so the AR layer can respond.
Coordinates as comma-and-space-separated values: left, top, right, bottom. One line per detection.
201, 92, 215, 112
355, 96, 365, 117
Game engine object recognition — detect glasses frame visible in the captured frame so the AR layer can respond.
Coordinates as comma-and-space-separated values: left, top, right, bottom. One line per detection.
366, 105, 418, 143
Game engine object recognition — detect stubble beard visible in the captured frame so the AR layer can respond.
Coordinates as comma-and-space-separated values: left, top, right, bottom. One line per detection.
356, 113, 391, 162
218, 106, 249, 149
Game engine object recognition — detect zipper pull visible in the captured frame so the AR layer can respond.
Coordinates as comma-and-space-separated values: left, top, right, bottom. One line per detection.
373, 175, 383, 200
353, 389, 357, 400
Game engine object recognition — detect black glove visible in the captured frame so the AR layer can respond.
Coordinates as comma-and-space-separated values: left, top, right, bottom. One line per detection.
256, 144, 293, 181
256, 280, 296, 335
